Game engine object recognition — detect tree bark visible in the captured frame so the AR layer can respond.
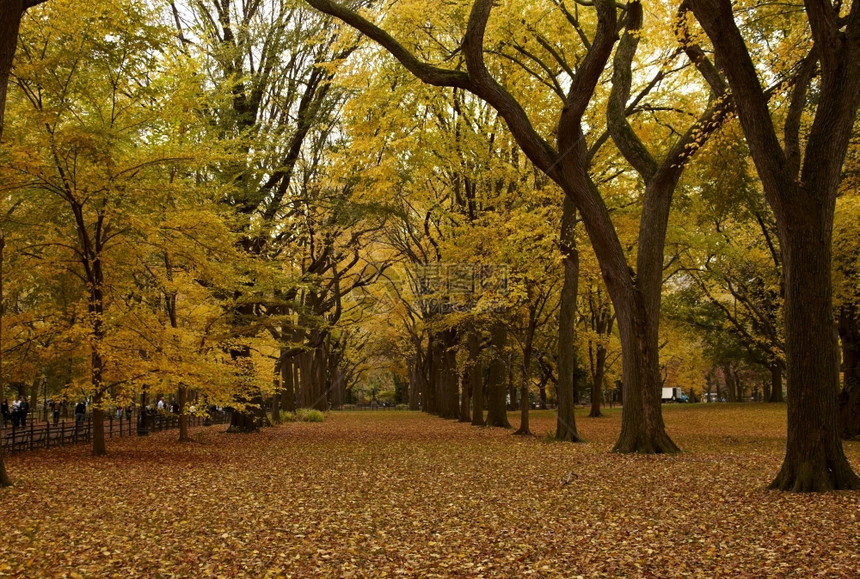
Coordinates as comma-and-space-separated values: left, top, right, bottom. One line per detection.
556, 198, 582, 441
468, 330, 484, 426
408, 360, 420, 410
768, 361, 784, 403
312, 346, 328, 411
611, 300, 678, 453
1, 0, 41, 141
688, 0, 860, 491
769, 222, 857, 490
513, 343, 533, 436
442, 329, 460, 419
281, 354, 296, 413
589, 344, 606, 418
485, 323, 510, 428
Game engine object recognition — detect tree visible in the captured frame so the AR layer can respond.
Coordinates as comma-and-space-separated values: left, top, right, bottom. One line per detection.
0, 0, 49, 490
305, 0, 733, 452
5, 0, 251, 455
686, 0, 860, 491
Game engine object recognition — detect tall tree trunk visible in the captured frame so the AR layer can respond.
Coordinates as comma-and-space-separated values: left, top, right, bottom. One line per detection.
589, 344, 606, 418
281, 354, 296, 413
514, 344, 533, 435
312, 347, 328, 411
329, 349, 345, 410
838, 306, 860, 438
485, 323, 511, 428
768, 360, 784, 403
442, 329, 459, 419
424, 334, 440, 415
611, 300, 678, 453
688, 0, 860, 492
299, 350, 312, 409
768, 220, 858, 490
1, 1, 36, 140
556, 198, 582, 441
469, 331, 484, 426
459, 372, 471, 423
270, 358, 282, 424
408, 360, 420, 410
91, 391, 106, 457
507, 355, 517, 411
723, 364, 737, 403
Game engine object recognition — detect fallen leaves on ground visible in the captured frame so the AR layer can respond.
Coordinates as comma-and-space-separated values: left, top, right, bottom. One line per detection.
2, 404, 858, 578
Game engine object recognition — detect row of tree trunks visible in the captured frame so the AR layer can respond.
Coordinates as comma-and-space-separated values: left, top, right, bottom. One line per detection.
556, 198, 583, 441
273, 339, 348, 415
409, 324, 516, 428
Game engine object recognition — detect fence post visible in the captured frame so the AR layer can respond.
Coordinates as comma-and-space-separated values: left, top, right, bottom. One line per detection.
29, 419, 34, 451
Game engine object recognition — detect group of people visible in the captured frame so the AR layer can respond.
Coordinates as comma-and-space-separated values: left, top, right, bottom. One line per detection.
1, 397, 30, 429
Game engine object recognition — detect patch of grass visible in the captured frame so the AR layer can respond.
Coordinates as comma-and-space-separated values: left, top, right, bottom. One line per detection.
296, 408, 325, 422
280, 408, 326, 423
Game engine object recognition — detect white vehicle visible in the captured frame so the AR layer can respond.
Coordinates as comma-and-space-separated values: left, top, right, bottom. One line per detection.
661, 387, 689, 403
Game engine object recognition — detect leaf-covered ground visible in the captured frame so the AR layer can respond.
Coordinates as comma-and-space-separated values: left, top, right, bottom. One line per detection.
2, 405, 858, 578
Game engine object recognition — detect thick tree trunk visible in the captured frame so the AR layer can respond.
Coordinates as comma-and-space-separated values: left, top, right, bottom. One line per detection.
228, 408, 259, 433
312, 347, 328, 411
408, 360, 420, 410
723, 364, 737, 402
468, 331, 484, 426
459, 371, 470, 423
513, 345, 533, 435
485, 323, 510, 428
0, 1, 29, 141
687, 0, 860, 492
768, 361, 784, 403
611, 298, 679, 454
589, 344, 606, 418
424, 334, 441, 415
270, 390, 281, 424
0, 448, 11, 487
838, 307, 860, 439
769, 220, 859, 490
556, 197, 582, 441
442, 329, 459, 419
507, 359, 517, 411
298, 350, 312, 409
281, 355, 296, 413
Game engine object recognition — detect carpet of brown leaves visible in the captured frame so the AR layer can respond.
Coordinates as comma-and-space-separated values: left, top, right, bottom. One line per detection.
2, 405, 858, 578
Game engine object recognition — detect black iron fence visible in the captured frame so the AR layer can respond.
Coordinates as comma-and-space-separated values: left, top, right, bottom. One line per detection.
1, 411, 231, 452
